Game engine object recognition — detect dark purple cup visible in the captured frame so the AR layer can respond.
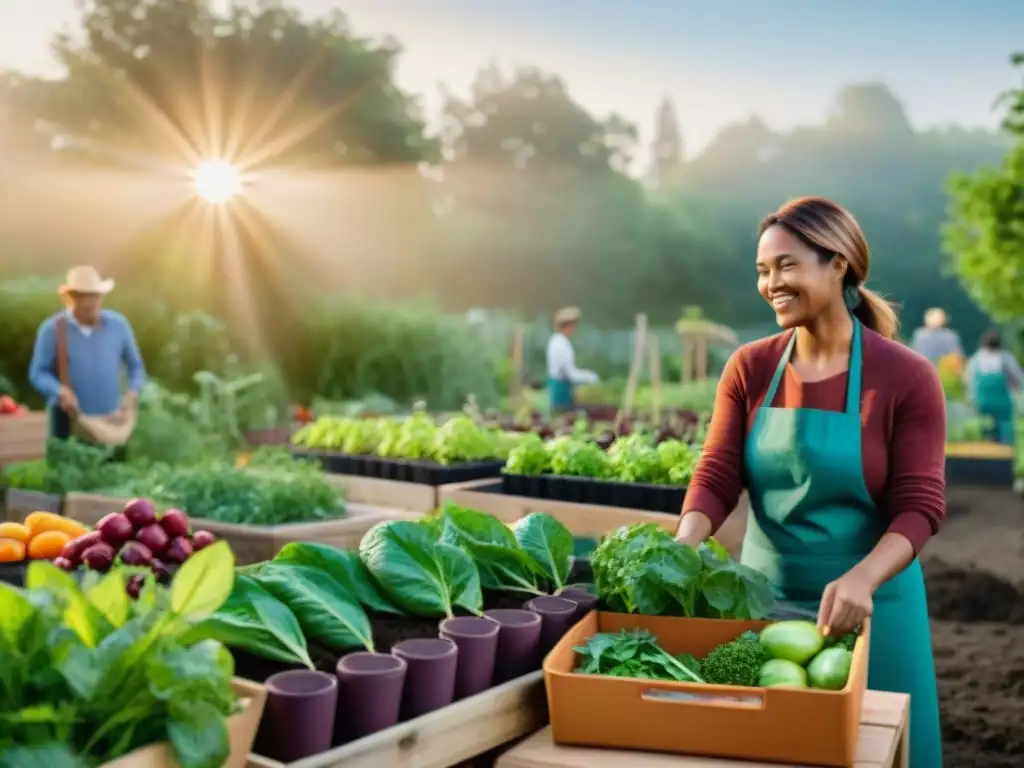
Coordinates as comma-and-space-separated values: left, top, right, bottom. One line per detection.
392, 638, 459, 720
484, 608, 542, 684
257, 670, 338, 761
557, 586, 599, 623
527, 595, 579, 656
440, 616, 500, 699
336, 652, 407, 741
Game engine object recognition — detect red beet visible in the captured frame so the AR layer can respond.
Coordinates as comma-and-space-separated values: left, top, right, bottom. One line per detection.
122, 498, 157, 529
81, 542, 116, 572
53, 556, 73, 571
163, 536, 193, 564
159, 508, 191, 538
136, 523, 168, 555
96, 513, 134, 547
151, 558, 171, 583
126, 574, 145, 599
191, 530, 216, 551
119, 541, 153, 567
60, 531, 101, 567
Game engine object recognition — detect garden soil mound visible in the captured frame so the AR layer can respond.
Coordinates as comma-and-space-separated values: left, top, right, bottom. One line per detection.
925, 489, 1024, 768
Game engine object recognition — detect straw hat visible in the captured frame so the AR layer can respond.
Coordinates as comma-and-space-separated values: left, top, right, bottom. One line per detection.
924, 307, 946, 329
554, 306, 582, 327
59, 266, 115, 296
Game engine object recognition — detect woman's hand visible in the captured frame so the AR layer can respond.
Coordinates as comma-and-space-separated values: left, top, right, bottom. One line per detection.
675, 511, 712, 549
817, 568, 875, 637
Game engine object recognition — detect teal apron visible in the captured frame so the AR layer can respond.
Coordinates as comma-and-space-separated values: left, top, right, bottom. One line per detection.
741, 321, 942, 768
974, 362, 1015, 445
548, 377, 575, 413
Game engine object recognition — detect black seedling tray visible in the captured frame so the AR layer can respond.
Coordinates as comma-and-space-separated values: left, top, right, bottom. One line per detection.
945, 455, 1015, 488
293, 451, 504, 486
0, 562, 28, 587
501, 473, 686, 514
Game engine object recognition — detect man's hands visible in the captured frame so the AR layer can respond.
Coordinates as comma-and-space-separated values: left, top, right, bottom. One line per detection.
57, 386, 78, 414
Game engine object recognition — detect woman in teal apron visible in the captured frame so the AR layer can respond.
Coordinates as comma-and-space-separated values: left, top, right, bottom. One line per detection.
677, 197, 943, 767
966, 330, 1021, 445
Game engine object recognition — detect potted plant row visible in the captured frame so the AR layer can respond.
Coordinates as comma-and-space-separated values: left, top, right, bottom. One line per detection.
0, 541, 267, 768
189, 505, 594, 766
500, 432, 697, 514
543, 523, 869, 768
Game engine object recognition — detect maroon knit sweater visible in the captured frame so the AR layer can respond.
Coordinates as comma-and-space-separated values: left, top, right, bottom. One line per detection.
682, 327, 946, 553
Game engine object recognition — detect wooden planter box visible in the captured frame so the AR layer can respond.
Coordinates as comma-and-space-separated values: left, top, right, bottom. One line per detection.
102, 678, 267, 768
945, 442, 1015, 487
322, 473, 440, 515
3, 488, 63, 523
0, 411, 47, 466
63, 493, 415, 565
246, 670, 546, 768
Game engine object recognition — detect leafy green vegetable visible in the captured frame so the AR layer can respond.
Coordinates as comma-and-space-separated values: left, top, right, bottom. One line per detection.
700, 630, 768, 687
438, 505, 545, 594
273, 542, 403, 614
591, 523, 775, 619
182, 576, 314, 668
512, 512, 574, 590
503, 434, 550, 476
251, 564, 375, 652
0, 545, 239, 768
360, 520, 483, 618
574, 630, 704, 684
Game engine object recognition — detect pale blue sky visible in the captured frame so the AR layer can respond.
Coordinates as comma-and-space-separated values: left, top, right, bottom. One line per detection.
3, 0, 1021, 152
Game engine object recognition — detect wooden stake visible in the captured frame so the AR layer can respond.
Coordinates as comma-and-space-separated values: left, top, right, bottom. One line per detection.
510, 323, 525, 407
615, 314, 648, 433
647, 333, 663, 426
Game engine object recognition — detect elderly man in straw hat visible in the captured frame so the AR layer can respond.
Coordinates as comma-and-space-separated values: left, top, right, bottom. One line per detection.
28, 266, 146, 445
546, 306, 599, 414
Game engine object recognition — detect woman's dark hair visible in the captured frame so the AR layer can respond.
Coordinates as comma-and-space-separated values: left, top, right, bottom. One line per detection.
979, 329, 1002, 350
758, 196, 899, 340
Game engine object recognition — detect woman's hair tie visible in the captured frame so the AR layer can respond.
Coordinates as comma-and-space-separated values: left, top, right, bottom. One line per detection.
843, 282, 863, 310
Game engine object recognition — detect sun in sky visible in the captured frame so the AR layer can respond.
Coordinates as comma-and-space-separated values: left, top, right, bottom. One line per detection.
191, 159, 243, 204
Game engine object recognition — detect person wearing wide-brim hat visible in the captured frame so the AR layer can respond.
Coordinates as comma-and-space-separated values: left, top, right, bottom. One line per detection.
546, 306, 599, 414
28, 266, 146, 447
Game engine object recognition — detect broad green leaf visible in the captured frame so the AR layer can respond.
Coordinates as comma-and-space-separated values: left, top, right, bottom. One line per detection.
168, 698, 231, 768
228, 576, 313, 667
252, 563, 374, 652
273, 542, 402, 614
0, 583, 35, 644
171, 541, 235, 619
359, 520, 482, 618
86, 571, 129, 628
147, 640, 235, 709
0, 744, 85, 768
26, 561, 108, 648
181, 611, 313, 669
439, 506, 543, 594
513, 512, 574, 590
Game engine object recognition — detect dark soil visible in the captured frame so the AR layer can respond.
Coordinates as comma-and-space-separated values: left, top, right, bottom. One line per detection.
923, 488, 1024, 768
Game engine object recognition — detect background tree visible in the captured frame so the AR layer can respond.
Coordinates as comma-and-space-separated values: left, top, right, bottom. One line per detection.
943, 53, 1024, 323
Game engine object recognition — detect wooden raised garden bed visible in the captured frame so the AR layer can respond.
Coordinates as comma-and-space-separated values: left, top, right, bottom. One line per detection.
0, 411, 48, 467
3, 488, 63, 523
63, 492, 415, 565
102, 678, 267, 768
502, 474, 685, 515
945, 441, 1015, 488
247, 671, 545, 768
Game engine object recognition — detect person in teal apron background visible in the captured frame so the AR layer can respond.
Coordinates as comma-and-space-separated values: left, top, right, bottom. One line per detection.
676, 197, 945, 767
965, 330, 1022, 445
546, 306, 598, 415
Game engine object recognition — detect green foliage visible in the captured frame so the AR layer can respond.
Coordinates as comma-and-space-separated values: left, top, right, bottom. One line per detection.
574, 629, 705, 684
700, 630, 768, 687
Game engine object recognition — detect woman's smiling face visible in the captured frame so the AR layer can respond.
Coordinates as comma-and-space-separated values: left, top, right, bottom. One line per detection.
756, 224, 845, 329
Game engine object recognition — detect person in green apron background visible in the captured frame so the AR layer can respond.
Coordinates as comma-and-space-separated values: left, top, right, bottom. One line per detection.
676, 197, 945, 767
965, 330, 1022, 445
546, 306, 598, 415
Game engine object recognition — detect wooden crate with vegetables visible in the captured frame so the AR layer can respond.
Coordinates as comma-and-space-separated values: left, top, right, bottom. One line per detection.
0, 405, 47, 466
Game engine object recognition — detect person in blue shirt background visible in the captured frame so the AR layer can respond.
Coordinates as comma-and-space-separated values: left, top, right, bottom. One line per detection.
965, 329, 1022, 445
28, 266, 146, 442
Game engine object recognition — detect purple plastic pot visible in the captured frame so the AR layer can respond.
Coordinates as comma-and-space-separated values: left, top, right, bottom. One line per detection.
557, 586, 599, 623
336, 652, 407, 741
256, 670, 338, 762
440, 616, 500, 699
392, 638, 459, 720
484, 608, 542, 684
527, 595, 578, 656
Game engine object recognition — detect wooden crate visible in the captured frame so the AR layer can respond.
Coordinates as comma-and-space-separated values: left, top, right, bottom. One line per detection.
102, 678, 267, 768
0, 412, 47, 466
323, 473, 439, 515
438, 479, 750, 558
246, 670, 546, 768
496, 689, 909, 768
63, 493, 416, 564
3, 489, 63, 523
